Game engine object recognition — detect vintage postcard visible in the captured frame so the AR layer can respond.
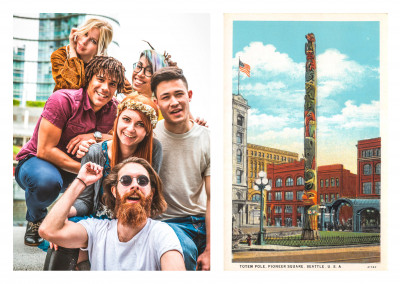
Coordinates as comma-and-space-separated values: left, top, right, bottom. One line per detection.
224, 13, 387, 271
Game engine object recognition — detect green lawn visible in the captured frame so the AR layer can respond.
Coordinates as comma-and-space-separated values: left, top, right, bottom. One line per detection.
262, 231, 380, 247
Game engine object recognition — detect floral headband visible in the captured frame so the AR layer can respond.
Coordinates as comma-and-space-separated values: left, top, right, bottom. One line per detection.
117, 100, 158, 129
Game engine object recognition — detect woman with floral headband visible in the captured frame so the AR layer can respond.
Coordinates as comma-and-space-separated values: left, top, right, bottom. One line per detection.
51, 18, 132, 94
42, 94, 161, 270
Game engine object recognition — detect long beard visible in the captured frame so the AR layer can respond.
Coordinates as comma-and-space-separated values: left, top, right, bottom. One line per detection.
115, 189, 153, 227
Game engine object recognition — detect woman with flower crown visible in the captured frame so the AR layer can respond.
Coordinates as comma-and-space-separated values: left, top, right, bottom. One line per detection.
42, 94, 161, 270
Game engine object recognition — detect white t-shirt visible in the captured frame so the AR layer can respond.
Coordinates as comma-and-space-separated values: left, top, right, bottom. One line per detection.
78, 218, 183, 271
154, 120, 211, 220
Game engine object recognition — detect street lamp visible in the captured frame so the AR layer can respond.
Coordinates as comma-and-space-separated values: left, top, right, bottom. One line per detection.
254, 171, 271, 245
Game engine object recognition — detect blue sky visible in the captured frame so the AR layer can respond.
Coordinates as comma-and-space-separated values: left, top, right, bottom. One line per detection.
233, 21, 381, 173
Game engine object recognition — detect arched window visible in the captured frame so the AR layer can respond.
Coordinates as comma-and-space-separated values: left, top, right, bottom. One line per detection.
276, 178, 282, 187
236, 149, 242, 163
252, 194, 261, 201
375, 163, 381, 174
285, 177, 294, 186
236, 170, 242, 184
363, 164, 372, 175
297, 177, 304, 186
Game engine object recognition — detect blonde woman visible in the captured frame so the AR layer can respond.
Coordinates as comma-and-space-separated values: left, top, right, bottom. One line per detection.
51, 18, 131, 94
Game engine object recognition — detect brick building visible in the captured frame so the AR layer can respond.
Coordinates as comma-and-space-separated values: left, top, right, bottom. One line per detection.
249, 160, 357, 227
356, 137, 381, 198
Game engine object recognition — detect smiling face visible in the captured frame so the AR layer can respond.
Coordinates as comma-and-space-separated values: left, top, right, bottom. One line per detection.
112, 162, 153, 226
86, 72, 118, 112
76, 27, 100, 63
155, 79, 192, 133
117, 109, 147, 150
132, 56, 152, 97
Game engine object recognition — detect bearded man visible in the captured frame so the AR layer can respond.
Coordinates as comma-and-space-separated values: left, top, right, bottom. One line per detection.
39, 157, 185, 271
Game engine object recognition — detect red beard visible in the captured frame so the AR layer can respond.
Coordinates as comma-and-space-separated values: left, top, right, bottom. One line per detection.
115, 189, 153, 227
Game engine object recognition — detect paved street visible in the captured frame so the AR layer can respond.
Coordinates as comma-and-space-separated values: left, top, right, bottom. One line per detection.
13, 226, 46, 271
233, 245, 380, 263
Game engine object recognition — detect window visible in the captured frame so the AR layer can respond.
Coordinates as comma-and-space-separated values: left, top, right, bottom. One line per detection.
276, 178, 282, 187
363, 164, 372, 175
320, 194, 324, 203
285, 191, 293, 200
275, 192, 282, 201
362, 149, 373, 158
330, 194, 335, 202
267, 192, 272, 201
237, 115, 243, 126
286, 177, 294, 187
236, 170, 242, 184
297, 177, 304, 186
320, 179, 324, 188
325, 179, 329, 187
375, 148, 381, 157
375, 182, 381, 195
285, 206, 292, 213
297, 206, 303, 214
236, 149, 242, 163
325, 194, 329, 202
297, 191, 303, 200
275, 206, 282, 213
375, 163, 381, 174
363, 182, 372, 194
236, 132, 243, 144
251, 194, 261, 201
337, 193, 340, 199
330, 178, 335, 187
336, 178, 339, 187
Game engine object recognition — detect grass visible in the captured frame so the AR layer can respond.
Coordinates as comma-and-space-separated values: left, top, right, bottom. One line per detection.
264, 231, 380, 247
242, 231, 380, 247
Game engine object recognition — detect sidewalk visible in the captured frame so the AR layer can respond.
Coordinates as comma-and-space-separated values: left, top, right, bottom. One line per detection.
13, 226, 46, 271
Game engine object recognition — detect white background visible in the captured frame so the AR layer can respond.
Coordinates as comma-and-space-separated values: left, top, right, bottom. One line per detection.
2, 0, 400, 283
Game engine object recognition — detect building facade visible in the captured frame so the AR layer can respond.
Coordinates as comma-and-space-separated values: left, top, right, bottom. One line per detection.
356, 137, 381, 198
248, 160, 357, 227
232, 94, 250, 228
13, 13, 120, 102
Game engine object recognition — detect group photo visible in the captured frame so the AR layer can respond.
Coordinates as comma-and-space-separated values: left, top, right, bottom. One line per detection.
12, 13, 211, 271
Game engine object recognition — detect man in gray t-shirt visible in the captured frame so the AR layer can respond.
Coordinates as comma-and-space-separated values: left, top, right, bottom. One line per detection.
39, 157, 185, 271
151, 67, 211, 271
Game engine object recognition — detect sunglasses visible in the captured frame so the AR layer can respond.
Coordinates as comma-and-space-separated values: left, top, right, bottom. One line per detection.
119, 175, 150, 187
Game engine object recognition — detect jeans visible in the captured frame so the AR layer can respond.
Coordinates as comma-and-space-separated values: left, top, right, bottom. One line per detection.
14, 156, 76, 222
163, 216, 206, 271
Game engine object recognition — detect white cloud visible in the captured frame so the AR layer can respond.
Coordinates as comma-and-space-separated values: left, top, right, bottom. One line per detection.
233, 42, 303, 79
319, 100, 380, 134
247, 108, 289, 130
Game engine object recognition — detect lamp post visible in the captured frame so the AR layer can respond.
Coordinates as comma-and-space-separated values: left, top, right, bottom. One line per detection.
254, 171, 271, 245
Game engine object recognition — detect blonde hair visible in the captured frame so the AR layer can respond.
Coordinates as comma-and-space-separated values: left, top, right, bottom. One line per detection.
75, 18, 113, 56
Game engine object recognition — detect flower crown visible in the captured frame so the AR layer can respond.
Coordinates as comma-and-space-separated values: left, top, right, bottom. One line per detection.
117, 100, 158, 129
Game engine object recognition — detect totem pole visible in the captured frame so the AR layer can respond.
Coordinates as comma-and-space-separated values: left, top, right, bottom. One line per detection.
302, 33, 320, 240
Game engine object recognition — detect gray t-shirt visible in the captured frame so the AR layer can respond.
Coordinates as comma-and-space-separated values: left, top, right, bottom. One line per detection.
154, 120, 210, 220
78, 218, 182, 271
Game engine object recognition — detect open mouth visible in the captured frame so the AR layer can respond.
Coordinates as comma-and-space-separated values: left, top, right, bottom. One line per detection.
126, 194, 141, 203
97, 91, 108, 99
123, 131, 135, 138
170, 109, 182, 115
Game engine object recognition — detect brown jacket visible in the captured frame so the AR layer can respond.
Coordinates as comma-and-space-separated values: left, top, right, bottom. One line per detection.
51, 46, 133, 94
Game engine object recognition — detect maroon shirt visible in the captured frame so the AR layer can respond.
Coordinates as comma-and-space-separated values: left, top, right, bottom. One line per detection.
16, 88, 117, 162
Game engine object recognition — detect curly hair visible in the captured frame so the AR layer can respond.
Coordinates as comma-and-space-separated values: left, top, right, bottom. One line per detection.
84, 56, 126, 93
102, 157, 167, 218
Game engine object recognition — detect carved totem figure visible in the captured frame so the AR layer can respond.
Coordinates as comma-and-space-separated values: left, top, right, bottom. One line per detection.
302, 33, 320, 240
